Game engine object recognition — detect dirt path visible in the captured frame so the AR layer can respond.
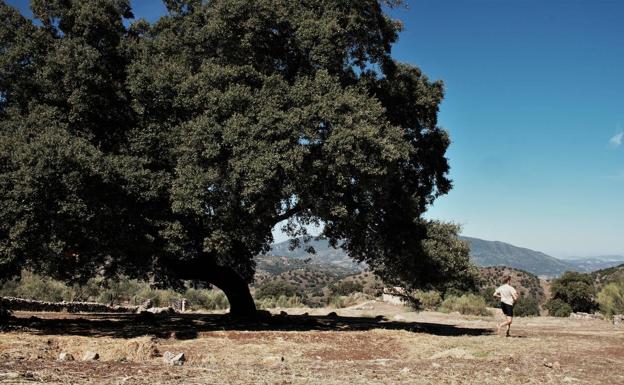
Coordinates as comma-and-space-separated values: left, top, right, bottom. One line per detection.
1, 305, 623, 384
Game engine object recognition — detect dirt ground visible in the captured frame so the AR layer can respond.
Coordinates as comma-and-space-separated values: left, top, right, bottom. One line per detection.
1, 302, 623, 384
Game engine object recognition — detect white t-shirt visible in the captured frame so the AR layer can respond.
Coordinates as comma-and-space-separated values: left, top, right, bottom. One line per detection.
495, 284, 517, 305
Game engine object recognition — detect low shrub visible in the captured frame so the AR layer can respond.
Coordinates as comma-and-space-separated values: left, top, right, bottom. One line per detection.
597, 281, 624, 319
406, 290, 442, 311
439, 294, 490, 316
545, 298, 573, 317
255, 295, 304, 309
255, 281, 303, 299
0, 271, 72, 302
513, 297, 540, 317
184, 288, 229, 310
330, 281, 363, 296
480, 287, 499, 307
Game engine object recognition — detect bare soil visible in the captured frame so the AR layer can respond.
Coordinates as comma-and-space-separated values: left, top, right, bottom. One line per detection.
1, 302, 623, 384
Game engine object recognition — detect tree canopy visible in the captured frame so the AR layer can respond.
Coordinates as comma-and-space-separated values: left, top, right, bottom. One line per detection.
0, 0, 477, 315
548, 272, 597, 314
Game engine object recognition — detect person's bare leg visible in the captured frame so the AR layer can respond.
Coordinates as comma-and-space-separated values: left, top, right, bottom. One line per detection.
497, 317, 512, 336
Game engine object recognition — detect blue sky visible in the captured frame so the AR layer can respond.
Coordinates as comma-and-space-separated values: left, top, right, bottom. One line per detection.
6, 0, 623, 257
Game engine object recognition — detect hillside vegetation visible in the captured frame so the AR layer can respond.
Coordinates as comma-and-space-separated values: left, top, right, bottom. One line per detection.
591, 263, 624, 289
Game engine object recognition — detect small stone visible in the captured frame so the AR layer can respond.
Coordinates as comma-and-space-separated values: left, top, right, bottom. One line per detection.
504, 367, 512, 374
327, 311, 338, 318
431, 362, 441, 369
393, 314, 405, 321
162, 351, 185, 365
82, 351, 99, 361
543, 361, 553, 368
262, 356, 284, 368
400, 367, 411, 373
0, 372, 20, 380
58, 352, 75, 361
279, 311, 288, 316
171, 353, 185, 366
163, 351, 175, 363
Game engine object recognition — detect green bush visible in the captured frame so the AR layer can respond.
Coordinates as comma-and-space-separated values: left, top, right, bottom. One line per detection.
550, 272, 597, 313
597, 281, 624, 319
0, 271, 72, 302
184, 288, 229, 310
480, 287, 499, 307
513, 297, 540, 317
255, 281, 303, 299
0, 270, 229, 311
330, 281, 363, 296
439, 294, 490, 316
411, 290, 442, 310
545, 298, 573, 317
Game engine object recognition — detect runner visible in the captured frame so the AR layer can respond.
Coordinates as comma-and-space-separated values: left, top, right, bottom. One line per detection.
494, 275, 519, 337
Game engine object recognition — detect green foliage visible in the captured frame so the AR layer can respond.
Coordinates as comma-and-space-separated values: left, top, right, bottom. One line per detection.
0, 270, 228, 310
406, 290, 442, 311
184, 288, 229, 311
329, 281, 363, 296
439, 294, 490, 316
0, 270, 72, 302
513, 297, 540, 317
596, 281, 624, 319
1, 0, 468, 313
255, 281, 303, 300
550, 272, 597, 313
327, 292, 367, 309
545, 298, 573, 317
480, 287, 499, 307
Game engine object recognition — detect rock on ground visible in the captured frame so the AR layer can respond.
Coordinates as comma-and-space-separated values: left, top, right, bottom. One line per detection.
58, 352, 74, 361
162, 351, 185, 365
82, 351, 99, 361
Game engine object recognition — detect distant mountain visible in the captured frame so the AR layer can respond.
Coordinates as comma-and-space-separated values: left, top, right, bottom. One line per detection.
563, 256, 624, 273
268, 238, 362, 271
268, 236, 614, 278
460, 236, 572, 277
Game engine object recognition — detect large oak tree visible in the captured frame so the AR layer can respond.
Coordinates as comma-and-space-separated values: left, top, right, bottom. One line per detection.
0, 0, 477, 316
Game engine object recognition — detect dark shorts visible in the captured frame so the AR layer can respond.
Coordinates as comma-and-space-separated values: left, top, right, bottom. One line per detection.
501, 302, 514, 317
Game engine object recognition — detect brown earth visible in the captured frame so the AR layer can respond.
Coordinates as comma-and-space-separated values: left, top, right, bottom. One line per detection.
1, 302, 623, 384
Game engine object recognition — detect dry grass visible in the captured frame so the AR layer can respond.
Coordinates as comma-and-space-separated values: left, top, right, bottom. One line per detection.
1, 303, 623, 384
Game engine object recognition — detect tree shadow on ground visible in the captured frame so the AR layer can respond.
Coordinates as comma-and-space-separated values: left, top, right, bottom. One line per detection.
5, 312, 492, 339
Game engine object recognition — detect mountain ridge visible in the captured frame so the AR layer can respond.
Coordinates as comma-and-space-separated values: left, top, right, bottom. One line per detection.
269, 236, 623, 277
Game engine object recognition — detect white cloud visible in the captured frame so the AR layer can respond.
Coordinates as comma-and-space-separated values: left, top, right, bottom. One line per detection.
610, 132, 623, 147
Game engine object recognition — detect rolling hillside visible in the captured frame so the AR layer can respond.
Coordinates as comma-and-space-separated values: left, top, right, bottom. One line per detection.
269, 236, 620, 277
564, 255, 624, 272
460, 236, 571, 277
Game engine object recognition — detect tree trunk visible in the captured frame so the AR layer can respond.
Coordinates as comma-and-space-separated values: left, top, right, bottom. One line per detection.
175, 260, 257, 317
203, 265, 257, 317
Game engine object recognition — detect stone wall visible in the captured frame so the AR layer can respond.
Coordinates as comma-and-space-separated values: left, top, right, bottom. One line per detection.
0, 296, 137, 313
569, 312, 605, 320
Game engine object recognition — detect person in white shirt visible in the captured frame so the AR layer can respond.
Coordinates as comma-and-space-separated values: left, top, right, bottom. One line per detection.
494, 275, 519, 337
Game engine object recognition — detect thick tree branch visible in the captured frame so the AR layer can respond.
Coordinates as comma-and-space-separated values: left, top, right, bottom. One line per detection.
273, 204, 302, 225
